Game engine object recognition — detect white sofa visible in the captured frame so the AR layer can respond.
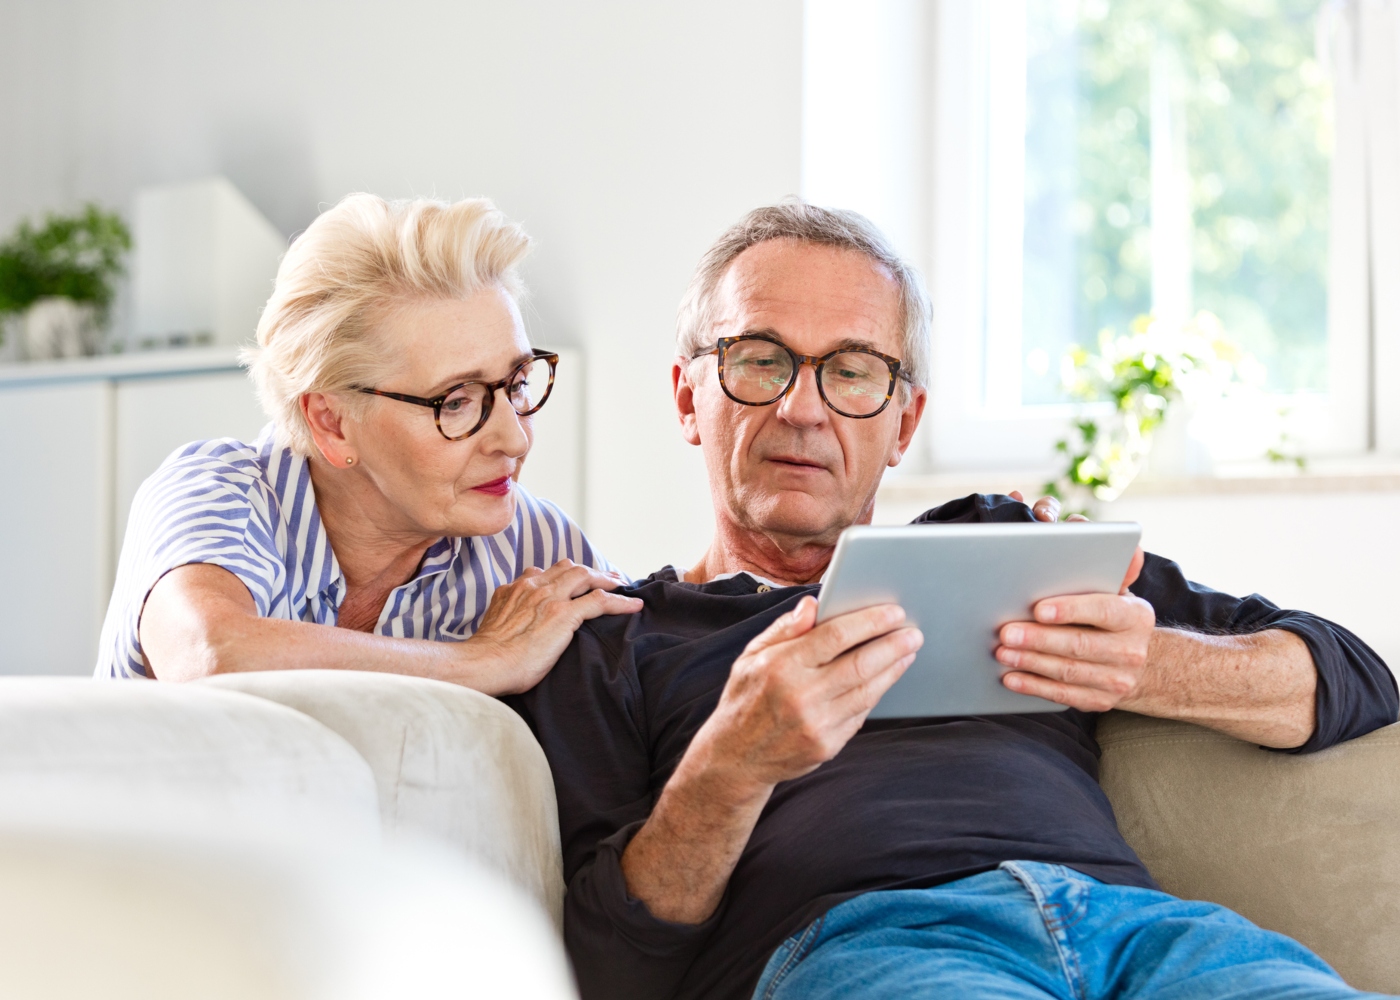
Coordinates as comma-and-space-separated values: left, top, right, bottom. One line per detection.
4, 670, 1397, 997
0, 674, 573, 1000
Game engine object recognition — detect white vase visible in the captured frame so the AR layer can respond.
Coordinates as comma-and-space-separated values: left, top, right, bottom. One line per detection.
21, 297, 101, 360
1143, 398, 1215, 480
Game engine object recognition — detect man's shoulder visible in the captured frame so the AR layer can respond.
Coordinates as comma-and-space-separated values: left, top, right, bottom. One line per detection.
909, 493, 1039, 525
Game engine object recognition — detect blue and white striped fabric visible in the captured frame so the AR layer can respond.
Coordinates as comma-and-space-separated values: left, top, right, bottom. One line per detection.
96, 426, 615, 679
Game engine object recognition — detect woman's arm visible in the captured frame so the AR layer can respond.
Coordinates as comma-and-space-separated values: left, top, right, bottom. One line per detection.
140, 560, 641, 695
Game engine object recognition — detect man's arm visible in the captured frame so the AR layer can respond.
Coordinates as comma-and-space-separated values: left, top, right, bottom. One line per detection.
996, 551, 1397, 750
620, 598, 921, 924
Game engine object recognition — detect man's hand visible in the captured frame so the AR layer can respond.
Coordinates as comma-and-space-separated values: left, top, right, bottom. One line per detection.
698, 596, 922, 788
994, 547, 1155, 712
1009, 491, 1090, 523
619, 596, 921, 924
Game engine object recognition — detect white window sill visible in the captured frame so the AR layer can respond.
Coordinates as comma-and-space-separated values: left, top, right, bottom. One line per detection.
878, 457, 1400, 509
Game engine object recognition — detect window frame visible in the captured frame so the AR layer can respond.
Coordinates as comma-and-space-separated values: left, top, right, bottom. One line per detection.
804, 0, 1391, 473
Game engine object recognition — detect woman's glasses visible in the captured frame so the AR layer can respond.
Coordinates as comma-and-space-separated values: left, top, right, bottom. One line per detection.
694, 334, 906, 419
359, 349, 558, 441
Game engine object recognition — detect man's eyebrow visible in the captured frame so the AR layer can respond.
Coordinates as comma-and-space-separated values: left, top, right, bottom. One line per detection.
739, 330, 888, 355
425, 351, 534, 395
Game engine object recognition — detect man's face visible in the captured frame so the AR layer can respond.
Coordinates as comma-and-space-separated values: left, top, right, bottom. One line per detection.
674, 239, 927, 548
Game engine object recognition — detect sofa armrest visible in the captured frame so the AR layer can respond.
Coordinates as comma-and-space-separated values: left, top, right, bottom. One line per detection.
202, 671, 564, 927
1097, 711, 1400, 993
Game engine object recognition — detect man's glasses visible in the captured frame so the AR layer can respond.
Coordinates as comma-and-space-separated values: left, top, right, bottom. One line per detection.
693, 334, 907, 419
359, 349, 558, 441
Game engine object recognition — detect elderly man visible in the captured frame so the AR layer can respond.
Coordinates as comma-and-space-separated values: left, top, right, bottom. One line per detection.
508, 204, 1397, 1000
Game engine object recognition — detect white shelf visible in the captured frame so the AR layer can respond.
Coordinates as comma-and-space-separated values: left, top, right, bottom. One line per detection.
0, 347, 245, 389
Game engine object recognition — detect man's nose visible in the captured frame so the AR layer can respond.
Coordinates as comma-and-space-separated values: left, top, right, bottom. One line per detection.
774, 365, 827, 427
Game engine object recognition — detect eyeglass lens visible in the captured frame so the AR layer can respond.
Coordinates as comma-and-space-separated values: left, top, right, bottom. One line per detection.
437, 357, 552, 438
724, 339, 890, 417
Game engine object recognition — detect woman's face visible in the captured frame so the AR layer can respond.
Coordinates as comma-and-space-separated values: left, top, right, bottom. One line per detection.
344, 287, 536, 540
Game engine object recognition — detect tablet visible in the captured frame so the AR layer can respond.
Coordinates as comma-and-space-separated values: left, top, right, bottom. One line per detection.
815, 521, 1142, 719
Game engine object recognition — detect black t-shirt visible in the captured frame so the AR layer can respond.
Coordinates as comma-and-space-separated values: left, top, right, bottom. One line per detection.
507, 495, 1398, 1000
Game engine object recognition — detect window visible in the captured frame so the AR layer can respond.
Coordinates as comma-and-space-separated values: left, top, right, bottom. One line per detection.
1006, 0, 1333, 406
803, 0, 1400, 470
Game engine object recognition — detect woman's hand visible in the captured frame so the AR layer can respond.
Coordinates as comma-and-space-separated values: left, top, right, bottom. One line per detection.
458, 559, 643, 695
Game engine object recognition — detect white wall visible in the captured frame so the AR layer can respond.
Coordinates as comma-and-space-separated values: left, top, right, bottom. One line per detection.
0, 0, 805, 578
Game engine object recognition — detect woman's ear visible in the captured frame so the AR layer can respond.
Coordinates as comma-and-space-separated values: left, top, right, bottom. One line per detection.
302, 392, 356, 466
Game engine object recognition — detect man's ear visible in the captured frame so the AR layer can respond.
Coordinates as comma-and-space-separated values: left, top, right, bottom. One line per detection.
886, 386, 928, 468
302, 392, 356, 466
673, 358, 703, 446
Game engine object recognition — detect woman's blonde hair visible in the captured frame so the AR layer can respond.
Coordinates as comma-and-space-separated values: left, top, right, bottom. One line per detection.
243, 193, 532, 455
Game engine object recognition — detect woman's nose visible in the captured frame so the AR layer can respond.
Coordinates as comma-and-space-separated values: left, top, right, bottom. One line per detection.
477, 388, 531, 458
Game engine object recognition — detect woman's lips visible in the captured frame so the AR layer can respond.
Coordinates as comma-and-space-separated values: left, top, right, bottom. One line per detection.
471, 476, 512, 497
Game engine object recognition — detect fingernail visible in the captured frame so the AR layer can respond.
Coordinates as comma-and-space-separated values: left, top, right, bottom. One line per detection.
1040, 605, 1058, 622
998, 648, 1019, 667
1005, 674, 1022, 691
1004, 625, 1023, 645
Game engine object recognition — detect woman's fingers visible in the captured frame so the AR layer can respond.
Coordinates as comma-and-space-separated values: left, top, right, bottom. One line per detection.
571, 589, 645, 621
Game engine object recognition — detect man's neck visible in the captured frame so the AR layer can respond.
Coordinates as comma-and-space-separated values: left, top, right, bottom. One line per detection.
685, 519, 840, 588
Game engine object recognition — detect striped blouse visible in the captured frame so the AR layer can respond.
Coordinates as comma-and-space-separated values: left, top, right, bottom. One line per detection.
96, 426, 615, 679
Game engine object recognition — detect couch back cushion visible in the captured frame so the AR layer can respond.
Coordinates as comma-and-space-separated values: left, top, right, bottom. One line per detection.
202, 670, 565, 925
0, 677, 379, 846
1097, 711, 1400, 993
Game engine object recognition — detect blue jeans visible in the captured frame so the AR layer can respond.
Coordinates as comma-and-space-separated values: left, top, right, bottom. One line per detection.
753, 862, 1390, 1000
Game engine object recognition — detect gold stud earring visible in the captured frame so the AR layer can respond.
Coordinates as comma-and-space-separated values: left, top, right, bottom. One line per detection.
345, 456, 355, 466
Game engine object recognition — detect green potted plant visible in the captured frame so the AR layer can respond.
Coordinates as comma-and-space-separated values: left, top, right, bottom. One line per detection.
0, 204, 132, 360
1044, 311, 1254, 513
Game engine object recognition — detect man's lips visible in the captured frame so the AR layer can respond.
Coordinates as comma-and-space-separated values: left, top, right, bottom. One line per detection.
471, 476, 513, 496
764, 455, 829, 472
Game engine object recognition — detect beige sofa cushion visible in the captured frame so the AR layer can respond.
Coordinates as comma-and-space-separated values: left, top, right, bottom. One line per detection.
1098, 711, 1400, 993
0, 678, 379, 845
203, 670, 565, 925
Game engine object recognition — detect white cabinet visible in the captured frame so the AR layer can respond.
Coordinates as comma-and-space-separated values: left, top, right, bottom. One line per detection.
0, 380, 114, 675
0, 346, 584, 675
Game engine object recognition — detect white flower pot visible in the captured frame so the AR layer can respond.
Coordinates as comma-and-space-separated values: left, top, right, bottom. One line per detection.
21, 297, 101, 360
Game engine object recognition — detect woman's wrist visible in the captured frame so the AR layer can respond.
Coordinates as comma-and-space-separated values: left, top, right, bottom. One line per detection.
445, 633, 515, 695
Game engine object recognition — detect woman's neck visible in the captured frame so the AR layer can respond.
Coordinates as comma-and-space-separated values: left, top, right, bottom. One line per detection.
308, 456, 437, 595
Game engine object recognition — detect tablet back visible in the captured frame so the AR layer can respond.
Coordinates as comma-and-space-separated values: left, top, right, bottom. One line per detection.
816, 522, 1142, 719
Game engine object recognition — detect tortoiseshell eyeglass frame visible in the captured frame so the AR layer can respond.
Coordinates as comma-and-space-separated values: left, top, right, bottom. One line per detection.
692, 334, 908, 419
358, 348, 558, 441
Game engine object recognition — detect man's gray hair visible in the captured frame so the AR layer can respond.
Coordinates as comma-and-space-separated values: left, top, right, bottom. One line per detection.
675, 201, 932, 392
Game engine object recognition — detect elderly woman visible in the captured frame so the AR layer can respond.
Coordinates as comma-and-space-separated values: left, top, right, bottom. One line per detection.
95, 194, 639, 693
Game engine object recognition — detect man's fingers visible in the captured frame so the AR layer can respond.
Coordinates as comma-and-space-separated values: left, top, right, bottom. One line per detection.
744, 596, 819, 654
999, 620, 1140, 667
823, 626, 923, 694
1030, 593, 1153, 632
799, 604, 907, 666
995, 646, 1136, 697
1120, 546, 1145, 594
1010, 491, 1061, 523
1032, 496, 1061, 523
1000, 670, 1123, 713
830, 647, 918, 719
